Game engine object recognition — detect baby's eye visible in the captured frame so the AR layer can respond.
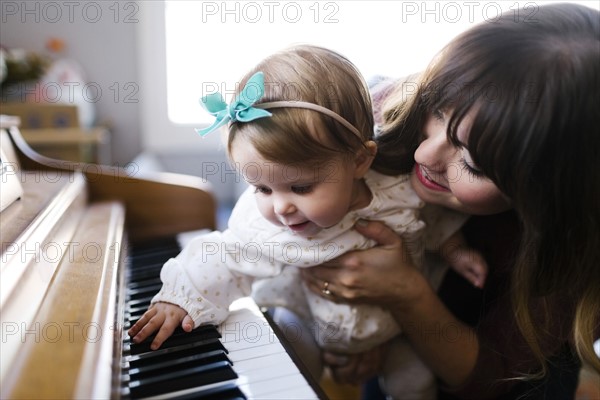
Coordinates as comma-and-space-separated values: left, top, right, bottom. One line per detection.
292, 185, 313, 194
254, 186, 272, 194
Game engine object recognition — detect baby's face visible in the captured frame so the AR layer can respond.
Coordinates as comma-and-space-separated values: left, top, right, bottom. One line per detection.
230, 136, 367, 238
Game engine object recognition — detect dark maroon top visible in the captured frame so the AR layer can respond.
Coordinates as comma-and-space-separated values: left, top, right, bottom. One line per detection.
437, 211, 580, 399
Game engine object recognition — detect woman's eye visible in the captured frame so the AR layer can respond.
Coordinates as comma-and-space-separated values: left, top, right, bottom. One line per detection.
460, 149, 485, 178
460, 149, 484, 178
292, 185, 313, 194
460, 158, 484, 177
254, 186, 272, 194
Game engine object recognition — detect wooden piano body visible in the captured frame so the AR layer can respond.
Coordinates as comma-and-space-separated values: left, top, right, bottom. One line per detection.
0, 117, 323, 399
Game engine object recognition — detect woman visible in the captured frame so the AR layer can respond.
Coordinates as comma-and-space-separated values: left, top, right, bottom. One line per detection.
303, 3, 599, 398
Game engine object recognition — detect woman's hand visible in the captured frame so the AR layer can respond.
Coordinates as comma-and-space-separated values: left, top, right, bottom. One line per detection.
304, 219, 480, 387
322, 342, 388, 384
127, 302, 194, 350
302, 219, 427, 309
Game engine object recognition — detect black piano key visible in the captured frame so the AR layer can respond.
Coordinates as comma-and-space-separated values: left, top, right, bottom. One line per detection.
129, 258, 165, 268
126, 302, 155, 313
130, 246, 179, 261
130, 252, 170, 263
125, 295, 155, 310
129, 347, 227, 370
125, 308, 149, 321
127, 324, 220, 342
125, 305, 153, 317
127, 340, 228, 367
128, 325, 221, 355
127, 266, 163, 280
127, 277, 162, 291
127, 283, 163, 300
123, 239, 249, 400
169, 383, 246, 400
128, 361, 237, 398
129, 350, 231, 380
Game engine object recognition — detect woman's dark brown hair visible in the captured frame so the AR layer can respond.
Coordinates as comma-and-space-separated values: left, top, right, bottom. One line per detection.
375, 3, 600, 376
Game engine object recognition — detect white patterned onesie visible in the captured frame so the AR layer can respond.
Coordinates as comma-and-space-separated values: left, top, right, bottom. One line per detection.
151, 169, 467, 353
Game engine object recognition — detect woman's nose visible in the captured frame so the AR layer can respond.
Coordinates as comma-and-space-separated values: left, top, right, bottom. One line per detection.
414, 122, 452, 171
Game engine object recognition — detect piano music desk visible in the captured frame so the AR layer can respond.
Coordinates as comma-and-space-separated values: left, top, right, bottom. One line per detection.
20, 126, 111, 164
1, 118, 366, 399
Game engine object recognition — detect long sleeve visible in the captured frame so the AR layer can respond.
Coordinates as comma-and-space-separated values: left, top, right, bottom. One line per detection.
151, 230, 258, 328
151, 191, 288, 328
252, 171, 431, 352
420, 204, 469, 252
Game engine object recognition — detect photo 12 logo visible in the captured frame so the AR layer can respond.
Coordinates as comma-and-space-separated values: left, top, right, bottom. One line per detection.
2, 321, 108, 344
1, 80, 139, 104
400, 1, 540, 23
1, 1, 139, 24
200, 1, 340, 24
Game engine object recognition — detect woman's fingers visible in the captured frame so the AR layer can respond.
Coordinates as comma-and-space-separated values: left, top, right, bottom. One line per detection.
301, 268, 352, 303
323, 351, 350, 367
301, 266, 340, 296
302, 219, 419, 307
353, 219, 403, 247
323, 347, 383, 383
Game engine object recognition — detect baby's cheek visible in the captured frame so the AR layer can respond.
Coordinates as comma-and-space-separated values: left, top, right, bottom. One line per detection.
256, 202, 278, 227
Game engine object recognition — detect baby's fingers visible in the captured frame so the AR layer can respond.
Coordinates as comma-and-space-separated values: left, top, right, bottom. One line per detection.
151, 318, 182, 350
127, 307, 156, 337
131, 312, 165, 345
182, 315, 194, 332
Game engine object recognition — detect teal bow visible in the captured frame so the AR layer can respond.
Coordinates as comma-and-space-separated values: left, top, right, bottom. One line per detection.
195, 72, 272, 136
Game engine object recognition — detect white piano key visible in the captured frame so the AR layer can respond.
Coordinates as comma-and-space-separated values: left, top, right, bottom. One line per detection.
227, 341, 284, 360
232, 350, 297, 376
220, 323, 277, 351
122, 247, 322, 400
236, 354, 319, 399
221, 298, 320, 399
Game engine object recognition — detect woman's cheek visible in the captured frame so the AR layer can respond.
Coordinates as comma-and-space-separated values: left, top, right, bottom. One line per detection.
451, 179, 511, 215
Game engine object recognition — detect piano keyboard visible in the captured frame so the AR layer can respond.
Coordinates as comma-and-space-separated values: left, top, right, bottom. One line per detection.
120, 239, 323, 400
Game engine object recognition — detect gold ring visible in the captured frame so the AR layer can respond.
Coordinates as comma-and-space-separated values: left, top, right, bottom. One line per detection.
322, 281, 333, 296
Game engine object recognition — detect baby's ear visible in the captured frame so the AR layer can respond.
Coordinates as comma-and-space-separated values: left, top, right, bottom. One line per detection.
354, 140, 377, 179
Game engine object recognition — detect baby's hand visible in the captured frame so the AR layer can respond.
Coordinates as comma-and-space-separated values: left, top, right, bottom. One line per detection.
127, 302, 194, 350
446, 246, 488, 289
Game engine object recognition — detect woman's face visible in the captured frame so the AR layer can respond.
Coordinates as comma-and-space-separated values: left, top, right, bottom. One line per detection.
410, 110, 511, 215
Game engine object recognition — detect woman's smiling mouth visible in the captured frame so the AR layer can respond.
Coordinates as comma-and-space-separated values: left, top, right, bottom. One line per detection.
414, 164, 450, 192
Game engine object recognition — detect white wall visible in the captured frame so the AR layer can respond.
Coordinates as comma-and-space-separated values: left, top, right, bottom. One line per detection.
0, 1, 238, 206
0, 0, 141, 165
4, 0, 598, 208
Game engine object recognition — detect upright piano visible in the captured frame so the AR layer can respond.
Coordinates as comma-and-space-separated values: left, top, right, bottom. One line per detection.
0, 117, 324, 399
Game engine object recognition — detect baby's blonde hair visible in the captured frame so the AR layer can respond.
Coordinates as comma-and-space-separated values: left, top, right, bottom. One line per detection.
227, 45, 374, 166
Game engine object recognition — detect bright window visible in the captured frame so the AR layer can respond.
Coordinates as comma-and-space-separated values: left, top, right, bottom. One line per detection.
164, 0, 599, 125
137, 1, 598, 152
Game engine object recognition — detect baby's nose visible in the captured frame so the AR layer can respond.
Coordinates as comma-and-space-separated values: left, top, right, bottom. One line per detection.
273, 196, 296, 216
